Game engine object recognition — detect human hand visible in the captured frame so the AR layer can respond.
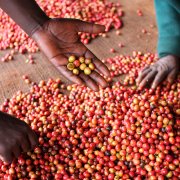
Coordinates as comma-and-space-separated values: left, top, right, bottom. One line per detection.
0, 112, 38, 163
137, 55, 180, 89
32, 18, 110, 91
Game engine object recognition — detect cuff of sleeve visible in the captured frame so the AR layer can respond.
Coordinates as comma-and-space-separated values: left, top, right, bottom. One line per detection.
158, 36, 180, 58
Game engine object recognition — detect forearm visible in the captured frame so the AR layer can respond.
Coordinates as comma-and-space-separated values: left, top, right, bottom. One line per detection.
0, 0, 49, 36
154, 0, 180, 58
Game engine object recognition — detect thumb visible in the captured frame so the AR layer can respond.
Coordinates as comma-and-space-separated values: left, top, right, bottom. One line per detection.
76, 20, 105, 34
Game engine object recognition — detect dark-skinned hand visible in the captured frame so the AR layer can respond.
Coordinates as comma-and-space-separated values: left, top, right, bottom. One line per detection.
0, 112, 38, 163
137, 55, 180, 89
32, 18, 110, 91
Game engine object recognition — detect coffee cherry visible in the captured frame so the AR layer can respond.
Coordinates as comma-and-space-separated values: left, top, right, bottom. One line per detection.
68, 56, 76, 63
0, 0, 123, 54
79, 57, 85, 63
67, 63, 75, 71
89, 63, 95, 70
73, 60, 80, 67
67, 56, 95, 76
84, 67, 92, 75
80, 63, 87, 71
0, 52, 179, 180
73, 68, 79, 75
85, 58, 91, 65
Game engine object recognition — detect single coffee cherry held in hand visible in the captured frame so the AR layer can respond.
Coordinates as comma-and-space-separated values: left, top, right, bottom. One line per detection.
80, 63, 87, 71
85, 58, 91, 64
73, 68, 79, 75
84, 67, 92, 75
89, 63, 95, 70
74, 60, 81, 67
67, 63, 75, 71
68, 55, 76, 63
79, 57, 85, 63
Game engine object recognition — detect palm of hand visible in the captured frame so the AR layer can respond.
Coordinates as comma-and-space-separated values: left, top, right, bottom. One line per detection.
32, 19, 110, 91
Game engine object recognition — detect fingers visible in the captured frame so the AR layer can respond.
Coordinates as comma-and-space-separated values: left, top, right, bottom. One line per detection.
136, 66, 151, 84
93, 57, 110, 77
139, 70, 157, 88
151, 70, 168, 89
90, 71, 108, 88
26, 130, 38, 150
0, 131, 36, 164
76, 20, 105, 34
51, 54, 84, 85
166, 69, 179, 84
0, 152, 14, 164
18, 121, 38, 151
20, 135, 31, 153
84, 50, 110, 77
67, 42, 110, 78
79, 73, 99, 91
50, 48, 109, 89
58, 66, 84, 85
12, 145, 21, 159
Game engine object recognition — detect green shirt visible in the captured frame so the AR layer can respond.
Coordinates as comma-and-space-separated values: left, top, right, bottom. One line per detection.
155, 0, 180, 58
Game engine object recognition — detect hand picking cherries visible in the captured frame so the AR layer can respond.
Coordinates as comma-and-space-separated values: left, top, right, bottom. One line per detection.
0, 52, 179, 180
67, 55, 95, 75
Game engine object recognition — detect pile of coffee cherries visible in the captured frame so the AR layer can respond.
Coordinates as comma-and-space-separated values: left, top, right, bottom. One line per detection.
0, 52, 179, 179
67, 55, 95, 75
104, 51, 158, 85
0, 0, 123, 54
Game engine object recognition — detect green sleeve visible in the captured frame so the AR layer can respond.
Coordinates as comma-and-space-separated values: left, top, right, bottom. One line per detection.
155, 0, 180, 58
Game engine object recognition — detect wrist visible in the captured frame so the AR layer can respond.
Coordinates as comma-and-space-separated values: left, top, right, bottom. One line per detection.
30, 16, 50, 37
31, 18, 51, 43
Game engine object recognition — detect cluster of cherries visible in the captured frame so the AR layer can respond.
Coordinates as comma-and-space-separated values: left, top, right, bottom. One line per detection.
0, 0, 123, 56
103, 51, 158, 85
67, 55, 95, 75
0, 52, 179, 180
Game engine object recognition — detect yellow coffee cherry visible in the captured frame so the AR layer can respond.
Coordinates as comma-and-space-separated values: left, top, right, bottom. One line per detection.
89, 63, 95, 70
73, 68, 79, 75
80, 63, 87, 71
67, 63, 75, 71
68, 55, 76, 63
84, 67, 91, 75
79, 56, 85, 63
